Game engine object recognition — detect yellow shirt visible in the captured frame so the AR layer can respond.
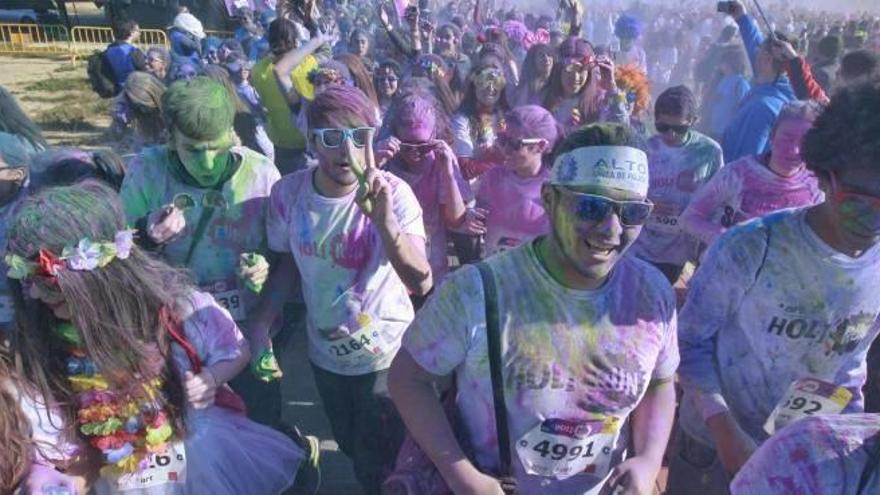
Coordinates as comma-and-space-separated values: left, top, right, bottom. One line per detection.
251, 54, 318, 150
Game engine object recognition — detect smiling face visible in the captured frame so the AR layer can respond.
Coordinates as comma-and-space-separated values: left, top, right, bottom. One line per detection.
542, 184, 645, 284
561, 61, 590, 96
474, 68, 505, 107
375, 68, 398, 98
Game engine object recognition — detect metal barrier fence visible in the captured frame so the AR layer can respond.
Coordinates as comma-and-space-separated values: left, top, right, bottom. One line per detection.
0, 23, 242, 59
205, 30, 235, 39
0, 23, 70, 55
69, 26, 168, 55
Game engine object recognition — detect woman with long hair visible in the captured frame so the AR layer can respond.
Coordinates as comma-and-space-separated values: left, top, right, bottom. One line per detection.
451, 55, 511, 180
335, 53, 379, 108
5, 180, 304, 494
411, 54, 462, 117
475, 105, 562, 256
0, 85, 47, 164
0, 352, 82, 494
512, 42, 555, 106
374, 59, 402, 118
381, 88, 479, 282
121, 71, 168, 150
542, 37, 605, 131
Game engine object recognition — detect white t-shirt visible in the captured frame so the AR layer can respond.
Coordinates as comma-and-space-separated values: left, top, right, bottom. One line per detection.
630, 131, 724, 266
267, 168, 426, 375
731, 414, 880, 494
404, 241, 679, 494
678, 209, 880, 447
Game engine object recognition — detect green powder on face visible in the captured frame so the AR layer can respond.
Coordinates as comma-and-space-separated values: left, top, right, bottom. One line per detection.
163, 77, 235, 142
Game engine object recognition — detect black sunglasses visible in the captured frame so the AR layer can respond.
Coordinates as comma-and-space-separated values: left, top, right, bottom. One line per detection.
655, 122, 691, 134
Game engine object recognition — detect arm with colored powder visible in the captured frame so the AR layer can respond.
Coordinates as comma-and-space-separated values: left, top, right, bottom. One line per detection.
608, 381, 676, 494
273, 32, 332, 107
681, 163, 737, 246
678, 229, 768, 476
390, 268, 504, 495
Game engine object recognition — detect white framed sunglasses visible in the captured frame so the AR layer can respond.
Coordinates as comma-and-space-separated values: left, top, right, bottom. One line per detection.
311, 127, 375, 149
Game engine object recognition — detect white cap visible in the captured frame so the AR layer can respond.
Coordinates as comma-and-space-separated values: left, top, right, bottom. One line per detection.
549, 145, 649, 196
173, 13, 206, 40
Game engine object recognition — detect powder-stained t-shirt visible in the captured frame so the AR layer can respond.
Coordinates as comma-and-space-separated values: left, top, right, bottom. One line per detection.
120, 146, 280, 323
731, 414, 880, 495
678, 209, 880, 447
630, 131, 724, 266
386, 155, 472, 282
267, 168, 425, 375
680, 155, 824, 247
476, 165, 550, 256
404, 241, 679, 494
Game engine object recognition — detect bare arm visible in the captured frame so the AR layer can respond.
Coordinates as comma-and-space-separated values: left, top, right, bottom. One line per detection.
245, 252, 300, 340
389, 349, 500, 494
273, 34, 329, 106
630, 380, 676, 464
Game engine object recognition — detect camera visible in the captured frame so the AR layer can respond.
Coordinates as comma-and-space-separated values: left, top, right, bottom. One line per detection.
716, 1, 735, 14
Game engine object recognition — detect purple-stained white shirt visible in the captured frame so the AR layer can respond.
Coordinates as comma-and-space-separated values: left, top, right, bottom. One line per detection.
267, 168, 425, 375
476, 165, 550, 256
680, 155, 824, 247
404, 241, 679, 494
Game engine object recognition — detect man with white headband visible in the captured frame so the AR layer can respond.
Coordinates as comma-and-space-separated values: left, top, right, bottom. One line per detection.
389, 123, 678, 494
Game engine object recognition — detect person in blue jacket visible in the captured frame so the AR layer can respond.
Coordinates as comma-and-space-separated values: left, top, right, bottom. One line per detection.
720, 0, 795, 163
104, 20, 146, 94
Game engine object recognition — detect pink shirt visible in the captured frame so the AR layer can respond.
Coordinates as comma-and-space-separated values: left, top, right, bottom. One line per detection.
387, 156, 472, 281
476, 165, 550, 256
681, 155, 824, 247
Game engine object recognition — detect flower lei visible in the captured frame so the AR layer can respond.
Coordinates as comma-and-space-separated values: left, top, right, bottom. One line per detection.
56, 321, 176, 478
6, 230, 135, 280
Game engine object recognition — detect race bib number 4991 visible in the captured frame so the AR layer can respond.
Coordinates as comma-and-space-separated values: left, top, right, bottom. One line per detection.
516, 417, 620, 481
764, 378, 852, 435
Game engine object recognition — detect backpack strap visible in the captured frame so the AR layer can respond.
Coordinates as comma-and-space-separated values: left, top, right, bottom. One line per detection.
160, 306, 202, 374
476, 261, 512, 476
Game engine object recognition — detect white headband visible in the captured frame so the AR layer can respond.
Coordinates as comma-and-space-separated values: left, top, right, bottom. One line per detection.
549, 145, 649, 196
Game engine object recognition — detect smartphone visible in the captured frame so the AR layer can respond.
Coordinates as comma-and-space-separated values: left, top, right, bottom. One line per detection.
716, 1, 734, 14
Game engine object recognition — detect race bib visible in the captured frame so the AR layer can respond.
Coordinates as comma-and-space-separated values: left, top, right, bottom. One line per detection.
516, 417, 621, 480
764, 378, 853, 435
321, 322, 396, 367
0, 295, 14, 323
202, 280, 246, 322
649, 213, 681, 234
116, 442, 186, 491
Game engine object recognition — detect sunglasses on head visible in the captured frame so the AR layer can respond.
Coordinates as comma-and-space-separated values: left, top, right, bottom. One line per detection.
497, 135, 543, 150
312, 127, 374, 149
655, 122, 691, 134
173, 192, 228, 210
557, 188, 653, 226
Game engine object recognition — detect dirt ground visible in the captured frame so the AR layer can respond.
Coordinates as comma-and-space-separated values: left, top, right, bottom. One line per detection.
1, 55, 112, 150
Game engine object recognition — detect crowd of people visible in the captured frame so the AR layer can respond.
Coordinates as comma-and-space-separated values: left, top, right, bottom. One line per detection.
2, 0, 880, 493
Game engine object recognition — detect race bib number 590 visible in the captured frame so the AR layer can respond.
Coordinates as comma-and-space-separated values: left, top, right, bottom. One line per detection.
516, 417, 620, 480
764, 378, 852, 435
